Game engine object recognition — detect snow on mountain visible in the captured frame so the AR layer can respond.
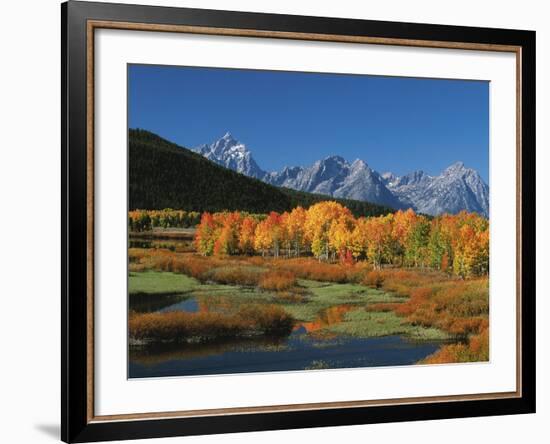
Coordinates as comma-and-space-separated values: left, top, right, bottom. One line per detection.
385, 170, 434, 209
381, 172, 397, 186
194, 133, 489, 216
386, 162, 489, 217
195, 132, 266, 179
267, 156, 402, 209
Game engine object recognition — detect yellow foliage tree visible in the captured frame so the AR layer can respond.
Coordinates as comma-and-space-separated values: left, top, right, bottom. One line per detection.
284, 206, 307, 257
305, 202, 351, 260
328, 213, 356, 259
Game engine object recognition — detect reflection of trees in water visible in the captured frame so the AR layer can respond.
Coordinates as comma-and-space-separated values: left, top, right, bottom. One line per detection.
130, 336, 289, 367
131, 293, 244, 315
196, 295, 235, 313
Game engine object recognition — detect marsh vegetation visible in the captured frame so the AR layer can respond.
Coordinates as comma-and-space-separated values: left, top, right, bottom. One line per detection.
128, 205, 489, 377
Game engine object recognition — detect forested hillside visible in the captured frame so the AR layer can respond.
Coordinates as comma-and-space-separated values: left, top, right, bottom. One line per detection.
129, 129, 394, 217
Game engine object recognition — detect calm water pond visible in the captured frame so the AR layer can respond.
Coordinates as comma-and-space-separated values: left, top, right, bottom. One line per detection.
128, 294, 446, 378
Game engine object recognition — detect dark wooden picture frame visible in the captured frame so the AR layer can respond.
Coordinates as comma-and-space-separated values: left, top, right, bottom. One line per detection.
62, 1, 536, 442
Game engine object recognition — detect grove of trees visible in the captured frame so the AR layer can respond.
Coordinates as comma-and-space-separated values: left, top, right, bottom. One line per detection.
194, 202, 489, 278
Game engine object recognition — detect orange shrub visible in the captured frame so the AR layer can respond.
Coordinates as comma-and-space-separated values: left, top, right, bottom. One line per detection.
129, 263, 148, 272
469, 327, 489, 356
244, 256, 268, 267
129, 248, 232, 282
258, 270, 297, 291
441, 316, 489, 336
128, 248, 150, 263
130, 248, 176, 270
129, 310, 243, 341
129, 304, 294, 342
274, 258, 351, 283
393, 287, 432, 316
365, 269, 489, 343
422, 328, 489, 364
170, 256, 212, 281
202, 266, 264, 286
363, 270, 385, 288
237, 304, 295, 335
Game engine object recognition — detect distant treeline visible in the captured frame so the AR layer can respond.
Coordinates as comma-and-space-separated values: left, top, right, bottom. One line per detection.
129, 209, 201, 232
129, 209, 264, 232
129, 129, 393, 218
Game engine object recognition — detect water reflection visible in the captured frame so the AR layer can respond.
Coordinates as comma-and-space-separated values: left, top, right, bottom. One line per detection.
131, 295, 234, 315
159, 297, 199, 313
130, 293, 189, 313
129, 333, 444, 378
129, 234, 195, 252
130, 336, 289, 367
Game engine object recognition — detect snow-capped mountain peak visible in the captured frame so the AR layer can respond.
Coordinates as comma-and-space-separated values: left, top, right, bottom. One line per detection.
195, 133, 266, 179
351, 158, 369, 169
324, 155, 346, 163
442, 161, 467, 175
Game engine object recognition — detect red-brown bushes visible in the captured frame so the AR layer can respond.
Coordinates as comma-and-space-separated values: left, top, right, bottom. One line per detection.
129, 262, 148, 272
129, 311, 243, 341
129, 248, 175, 270
171, 257, 212, 281
244, 256, 268, 267
237, 304, 295, 335
274, 258, 352, 283
440, 316, 489, 336
422, 328, 489, 364
258, 270, 297, 291
202, 266, 264, 286
468, 327, 489, 356
365, 269, 489, 342
363, 270, 385, 288
377, 269, 452, 296
129, 248, 172, 264
129, 248, 228, 282
394, 287, 433, 316
129, 304, 294, 342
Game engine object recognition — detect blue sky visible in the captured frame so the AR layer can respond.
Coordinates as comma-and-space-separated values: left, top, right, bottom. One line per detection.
128, 64, 489, 182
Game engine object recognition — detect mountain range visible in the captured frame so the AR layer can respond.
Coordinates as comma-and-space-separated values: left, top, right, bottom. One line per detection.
195, 133, 489, 217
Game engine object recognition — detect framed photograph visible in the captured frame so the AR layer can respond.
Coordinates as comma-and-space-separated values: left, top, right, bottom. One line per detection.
62, 1, 536, 442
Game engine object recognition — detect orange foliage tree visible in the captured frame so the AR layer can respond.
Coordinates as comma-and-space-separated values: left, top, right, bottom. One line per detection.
213, 212, 243, 256
239, 216, 257, 255
254, 212, 283, 257
284, 206, 307, 257
195, 212, 218, 256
